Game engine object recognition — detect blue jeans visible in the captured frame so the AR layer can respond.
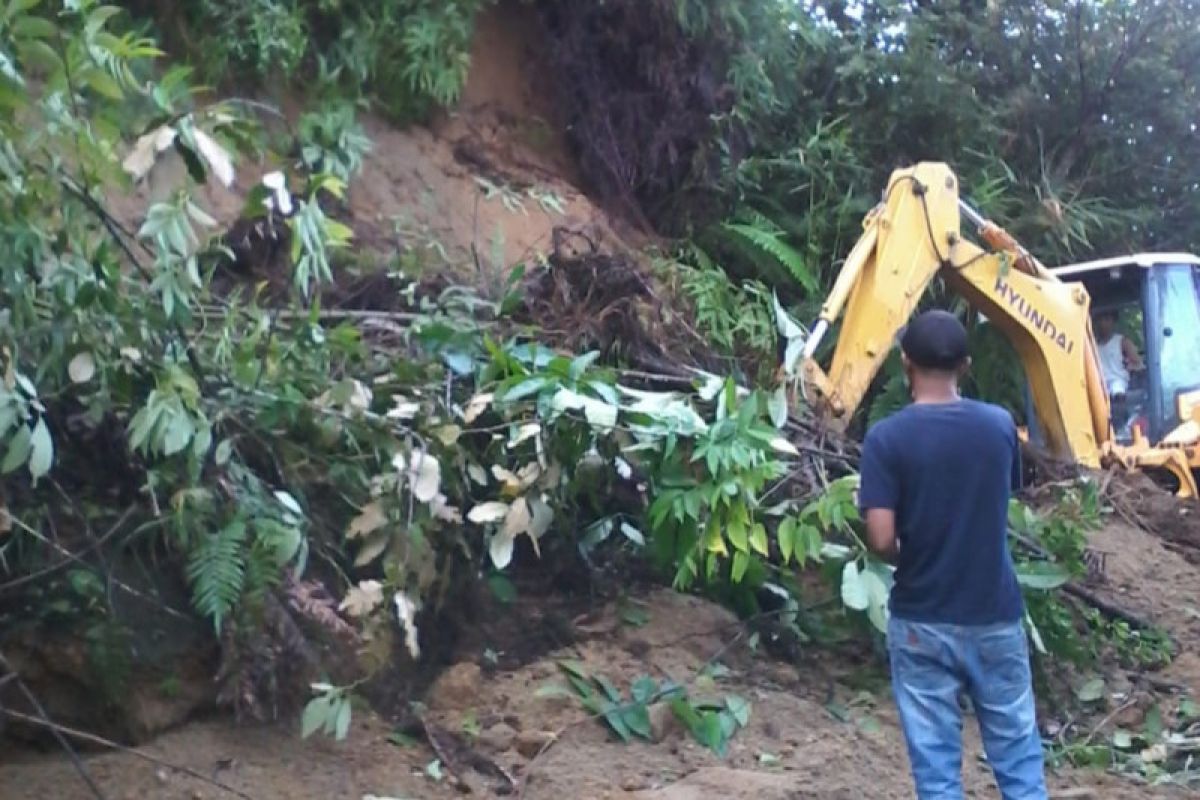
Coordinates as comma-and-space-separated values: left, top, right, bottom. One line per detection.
888, 617, 1048, 800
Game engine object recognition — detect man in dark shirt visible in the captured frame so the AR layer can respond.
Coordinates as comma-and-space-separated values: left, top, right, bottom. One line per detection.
859, 310, 1048, 800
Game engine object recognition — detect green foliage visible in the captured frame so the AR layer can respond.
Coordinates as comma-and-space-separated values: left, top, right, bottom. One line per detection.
672, 251, 776, 378
301, 682, 353, 740
296, 102, 372, 183
170, 0, 487, 118
554, 660, 751, 756
719, 218, 816, 293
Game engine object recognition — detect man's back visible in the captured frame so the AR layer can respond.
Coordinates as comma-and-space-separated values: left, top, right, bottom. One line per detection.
859, 398, 1022, 625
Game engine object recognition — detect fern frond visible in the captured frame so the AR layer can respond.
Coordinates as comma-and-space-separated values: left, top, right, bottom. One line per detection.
187, 520, 247, 631
721, 222, 818, 292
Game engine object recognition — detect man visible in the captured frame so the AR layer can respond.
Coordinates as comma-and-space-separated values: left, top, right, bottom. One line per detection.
859, 310, 1047, 800
1093, 309, 1143, 402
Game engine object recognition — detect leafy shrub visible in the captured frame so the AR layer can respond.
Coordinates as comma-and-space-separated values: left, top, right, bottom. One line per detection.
167, 0, 488, 118
296, 102, 372, 183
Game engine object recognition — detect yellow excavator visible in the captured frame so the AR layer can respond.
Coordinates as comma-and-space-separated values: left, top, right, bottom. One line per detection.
798, 162, 1200, 497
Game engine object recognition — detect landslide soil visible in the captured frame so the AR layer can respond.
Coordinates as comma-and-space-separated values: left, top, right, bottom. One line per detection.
2, 578, 1193, 800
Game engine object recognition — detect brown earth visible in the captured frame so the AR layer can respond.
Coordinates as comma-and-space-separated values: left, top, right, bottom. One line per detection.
1, 584, 1191, 800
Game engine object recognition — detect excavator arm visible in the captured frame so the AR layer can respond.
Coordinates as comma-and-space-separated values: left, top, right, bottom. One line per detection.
801, 162, 1198, 496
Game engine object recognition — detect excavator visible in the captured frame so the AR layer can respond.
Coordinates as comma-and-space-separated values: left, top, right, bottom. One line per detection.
797, 162, 1200, 498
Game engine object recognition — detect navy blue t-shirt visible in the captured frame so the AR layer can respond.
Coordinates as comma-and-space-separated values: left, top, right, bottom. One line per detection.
859, 398, 1023, 625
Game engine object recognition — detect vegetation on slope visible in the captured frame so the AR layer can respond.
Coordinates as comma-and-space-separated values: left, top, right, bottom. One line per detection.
0, 2, 1195, 781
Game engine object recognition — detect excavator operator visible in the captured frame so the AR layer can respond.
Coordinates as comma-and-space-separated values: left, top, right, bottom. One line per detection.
1093, 309, 1144, 427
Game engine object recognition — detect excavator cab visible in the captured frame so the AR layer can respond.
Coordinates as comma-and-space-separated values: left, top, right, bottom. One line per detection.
1049, 254, 1200, 448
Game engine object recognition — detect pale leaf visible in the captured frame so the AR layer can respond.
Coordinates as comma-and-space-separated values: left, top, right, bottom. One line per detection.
393, 591, 422, 659
769, 436, 800, 456
347, 501, 386, 539
430, 494, 462, 523
501, 497, 532, 539
528, 496, 554, 540
339, 580, 384, 617
407, 451, 441, 503
354, 529, 390, 567
462, 392, 494, 423
431, 424, 461, 446
840, 562, 869, 611
508, 422, 541, 448
386, 396, 420, 420
467, 501, 509, 524
192, 128, 235, 187
67, 352, 95, 384
467, 463, 488, 486
768, 385, 789, 429
489, 529, 515, 570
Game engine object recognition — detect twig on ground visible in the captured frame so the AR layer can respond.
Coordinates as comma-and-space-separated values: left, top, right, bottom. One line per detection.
1080, 693, 1140, 749
0, 707, 260, 800
0, 651, 107, 800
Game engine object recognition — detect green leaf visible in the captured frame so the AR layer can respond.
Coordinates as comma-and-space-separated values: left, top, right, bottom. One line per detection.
301, 696, 330, 738
731, 551, 750, 583
777, 518, 796, 564
622, 704, 652, 739
724, 695, 751, 727
487, 573, 517, 604
2, 423, 32, 474
748, 523, 768, 556
161, 412, 193, 456
602, 702, 633, 742
595, 674, 622, 704
333, 697, 352, 740
631, 676, 657, 705
27, 417, 51, 480
768, 385, 789, 429
1015, 561, 1071, 591
82, 67, 123, 100
568, 351, 601, 380
500, 376, 549, 403
1075, 677, 1105, 703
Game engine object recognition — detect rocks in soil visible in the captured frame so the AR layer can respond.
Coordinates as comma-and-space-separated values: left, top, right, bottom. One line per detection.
514, 729, 556, 759
646, 702, 682, 743
426, 662, 484, 712
478, 720, 518, 753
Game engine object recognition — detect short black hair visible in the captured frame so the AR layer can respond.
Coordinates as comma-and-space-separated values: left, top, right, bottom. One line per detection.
900, 310, 969, 371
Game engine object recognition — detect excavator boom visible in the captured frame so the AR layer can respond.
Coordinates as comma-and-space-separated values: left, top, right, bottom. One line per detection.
800, 162, 1198, 497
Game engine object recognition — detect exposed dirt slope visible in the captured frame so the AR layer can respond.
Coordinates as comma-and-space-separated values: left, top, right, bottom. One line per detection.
108, 1, 635, 284
1, 586, 1188, 800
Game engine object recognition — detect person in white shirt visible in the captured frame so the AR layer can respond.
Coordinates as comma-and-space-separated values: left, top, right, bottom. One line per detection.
1094, 310, 1144, 402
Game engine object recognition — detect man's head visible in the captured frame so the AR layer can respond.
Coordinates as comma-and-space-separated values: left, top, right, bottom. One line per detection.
1094, 310, 1118, 339
900, 310, 971, 393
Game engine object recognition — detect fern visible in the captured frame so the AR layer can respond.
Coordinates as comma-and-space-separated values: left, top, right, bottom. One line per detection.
720, 221, 818, 292
187, 521, 248, 631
